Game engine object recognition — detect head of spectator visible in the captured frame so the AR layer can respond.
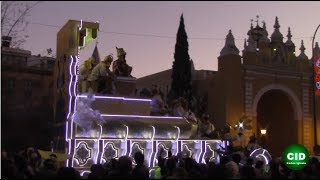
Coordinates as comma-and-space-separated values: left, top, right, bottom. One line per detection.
255, 160, 264, 169
43, 159, 57, 171
134, 151, 145, 166
118, 156, 132, 173
226, 161, 239, 178
220, 155, 231, 165
88, 164, 106, 178
171, 167, 188, 179
231, 153, 242, 165
56, 167, 80, 179
246, 157, 254, 167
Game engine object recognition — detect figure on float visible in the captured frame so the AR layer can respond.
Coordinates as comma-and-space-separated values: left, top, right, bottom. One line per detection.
78, 57, 95, 93
113, 47, 133, 77
87, 54, 116, 94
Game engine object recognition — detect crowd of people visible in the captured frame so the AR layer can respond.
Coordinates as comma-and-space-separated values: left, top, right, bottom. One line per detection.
2, 143, 320, 179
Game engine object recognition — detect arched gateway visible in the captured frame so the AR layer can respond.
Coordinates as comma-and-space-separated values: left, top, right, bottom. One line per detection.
253, 84, 302, 157
135, 16, 320, 157
210, 16, 319, 157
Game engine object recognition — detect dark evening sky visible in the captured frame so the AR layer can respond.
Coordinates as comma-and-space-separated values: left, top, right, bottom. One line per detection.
23, 1, 319, 78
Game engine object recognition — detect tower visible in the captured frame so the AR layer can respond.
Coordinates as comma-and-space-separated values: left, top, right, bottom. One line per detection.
53, 20, 99, 151
214, 29, 244, 130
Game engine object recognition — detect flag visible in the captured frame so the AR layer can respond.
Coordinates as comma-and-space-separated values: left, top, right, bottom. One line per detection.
315, 55, 320, 96
80, 28, 98, 50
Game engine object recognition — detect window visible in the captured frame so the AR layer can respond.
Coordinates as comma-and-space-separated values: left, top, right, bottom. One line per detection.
24, 80, 32, 98
24, 90, 32, 98
7, 78, 16, 95
24, 80, 32, 90
32, 80, 41, 88
49, 81, 53, 88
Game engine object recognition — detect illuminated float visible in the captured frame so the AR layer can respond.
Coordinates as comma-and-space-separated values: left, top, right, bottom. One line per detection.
54, 20, 226, 174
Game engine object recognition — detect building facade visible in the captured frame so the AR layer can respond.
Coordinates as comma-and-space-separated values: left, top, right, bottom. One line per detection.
2, 46, 55, 151
136, 17, 320, 156
136, 68, 216, 99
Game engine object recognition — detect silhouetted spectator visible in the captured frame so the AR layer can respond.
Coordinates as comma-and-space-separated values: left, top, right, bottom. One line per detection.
220, 155, 231, 165
34, 159, 57, 179
246, 135, 260, 156
208, 163, 228, 179
240, 157, 256, 179
131, 152, 149, 179
289, 170, 307, 179
232, 153, 242, 168
184, 157, 202, 179
278, 161, 292, 178
269, 159, 281, 179
88, 164, 106, 179
164, 157, 177, 178
106, 158, 120, 177
110, 156, 133, 179
254, 160, 267, 179
310, 157, 320, 178
14, 154, 34, 178
226, 160, 240, 179
56, 167, 80, 179
2, 158, 18, 179
167, 167, 188, 179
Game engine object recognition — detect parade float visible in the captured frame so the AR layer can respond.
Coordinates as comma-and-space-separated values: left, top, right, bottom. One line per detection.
53, 20, 228, 175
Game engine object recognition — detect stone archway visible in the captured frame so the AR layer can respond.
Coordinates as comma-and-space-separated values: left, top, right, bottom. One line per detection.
253, 84, 302, 121
252, 84, 302, 157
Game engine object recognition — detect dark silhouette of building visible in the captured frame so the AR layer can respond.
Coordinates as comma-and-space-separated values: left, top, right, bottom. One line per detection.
2, 46, 55, 151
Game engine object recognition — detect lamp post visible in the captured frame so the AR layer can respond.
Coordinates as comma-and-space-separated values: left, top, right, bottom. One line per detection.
312, 24, 320, 155
260, 129, 267, 135
259, 129, 267, 149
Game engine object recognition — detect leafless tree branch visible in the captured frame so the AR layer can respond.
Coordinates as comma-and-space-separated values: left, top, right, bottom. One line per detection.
1, 1, 41, 48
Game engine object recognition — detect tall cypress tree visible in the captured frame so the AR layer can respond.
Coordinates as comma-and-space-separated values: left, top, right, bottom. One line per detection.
169, 14, 192, 103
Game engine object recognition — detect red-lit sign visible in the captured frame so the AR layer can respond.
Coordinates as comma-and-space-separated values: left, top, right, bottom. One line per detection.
315, 55, 320, 96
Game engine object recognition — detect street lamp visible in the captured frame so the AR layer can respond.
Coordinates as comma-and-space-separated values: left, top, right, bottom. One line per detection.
260, 129, 267, 135
312, 24, 320, 155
